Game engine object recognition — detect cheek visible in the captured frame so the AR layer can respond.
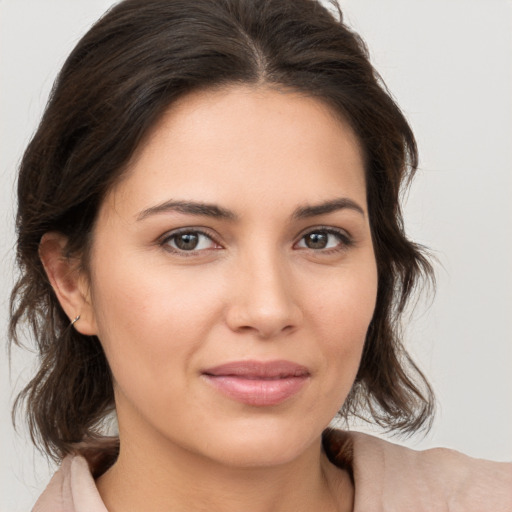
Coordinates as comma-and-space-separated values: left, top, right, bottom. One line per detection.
305, 255, 377, 335
88, 257, 225, 388
304, 260, 377, 391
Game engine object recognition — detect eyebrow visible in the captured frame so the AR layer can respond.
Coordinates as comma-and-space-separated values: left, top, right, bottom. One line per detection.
137, 200, 237, 221
136, 197, 365, 222
293, 198, 365, 219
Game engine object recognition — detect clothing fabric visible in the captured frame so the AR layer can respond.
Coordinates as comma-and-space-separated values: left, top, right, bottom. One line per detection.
32, 430, 512, 512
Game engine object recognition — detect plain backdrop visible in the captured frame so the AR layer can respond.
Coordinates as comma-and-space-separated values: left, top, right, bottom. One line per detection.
1, 1, 511, 510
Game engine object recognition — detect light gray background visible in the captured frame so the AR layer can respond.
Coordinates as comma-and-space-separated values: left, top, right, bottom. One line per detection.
1, 1, 511, 510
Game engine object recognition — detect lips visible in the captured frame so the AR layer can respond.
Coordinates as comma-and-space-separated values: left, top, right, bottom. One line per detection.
202, 360, 310, 406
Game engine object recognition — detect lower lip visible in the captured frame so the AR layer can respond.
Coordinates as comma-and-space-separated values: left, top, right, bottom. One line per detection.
203, 375, 309, 406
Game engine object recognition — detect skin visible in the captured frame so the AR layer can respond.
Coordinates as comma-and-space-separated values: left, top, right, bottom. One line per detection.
41, 85, 378, 512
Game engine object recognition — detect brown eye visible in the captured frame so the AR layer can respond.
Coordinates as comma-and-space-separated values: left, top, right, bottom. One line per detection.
162, 230, 218, 253
174, 232, 200, 250
296, 228, 352, 251
304, 232, 328, 249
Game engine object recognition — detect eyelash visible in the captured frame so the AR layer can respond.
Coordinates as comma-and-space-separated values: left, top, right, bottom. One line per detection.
158, 226, 353, 256
159, 228, 220, 257
295, 226, 354, 254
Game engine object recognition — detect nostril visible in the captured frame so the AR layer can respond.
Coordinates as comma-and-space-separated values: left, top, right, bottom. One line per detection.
227, 316, 299, 339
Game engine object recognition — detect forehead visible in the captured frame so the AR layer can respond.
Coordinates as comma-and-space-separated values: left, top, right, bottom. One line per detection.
102, 85, 367, 220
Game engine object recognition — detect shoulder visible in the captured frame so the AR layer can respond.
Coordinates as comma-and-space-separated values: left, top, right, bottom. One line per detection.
325, 429, 512, 512
32, 455, 102, 512
32, 438, 117, 512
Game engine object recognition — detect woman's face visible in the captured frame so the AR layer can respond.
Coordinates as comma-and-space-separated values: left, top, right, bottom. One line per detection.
83, 85, 378, 467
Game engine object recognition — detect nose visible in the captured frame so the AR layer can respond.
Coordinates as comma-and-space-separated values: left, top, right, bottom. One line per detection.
225, 251, 303, 339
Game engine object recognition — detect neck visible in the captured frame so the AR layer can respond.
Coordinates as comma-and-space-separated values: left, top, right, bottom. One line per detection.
96, 428, 353, 512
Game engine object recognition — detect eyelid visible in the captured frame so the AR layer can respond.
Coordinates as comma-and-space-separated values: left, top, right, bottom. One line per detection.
157, 225, 353, 255
293, 225, 354, 250
158, 227, 222, 254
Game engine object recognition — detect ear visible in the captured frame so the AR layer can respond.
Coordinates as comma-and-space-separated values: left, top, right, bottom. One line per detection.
39, 232, 98, 336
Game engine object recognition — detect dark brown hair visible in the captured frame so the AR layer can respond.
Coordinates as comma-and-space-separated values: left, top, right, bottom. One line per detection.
10, 0, 435, 461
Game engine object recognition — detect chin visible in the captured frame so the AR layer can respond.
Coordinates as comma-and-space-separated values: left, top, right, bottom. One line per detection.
192, 418, 324, 468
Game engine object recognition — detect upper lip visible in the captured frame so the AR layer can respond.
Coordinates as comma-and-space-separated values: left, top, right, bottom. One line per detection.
202, 360, 310, 379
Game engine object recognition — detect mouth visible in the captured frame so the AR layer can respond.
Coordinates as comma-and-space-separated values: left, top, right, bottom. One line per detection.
202, 360, 310, 406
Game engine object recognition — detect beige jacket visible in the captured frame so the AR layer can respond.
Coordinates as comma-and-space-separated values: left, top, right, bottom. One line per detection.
32, 430, 512, 512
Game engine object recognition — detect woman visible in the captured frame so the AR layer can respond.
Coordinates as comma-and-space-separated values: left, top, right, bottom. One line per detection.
8, 0, 511, 510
